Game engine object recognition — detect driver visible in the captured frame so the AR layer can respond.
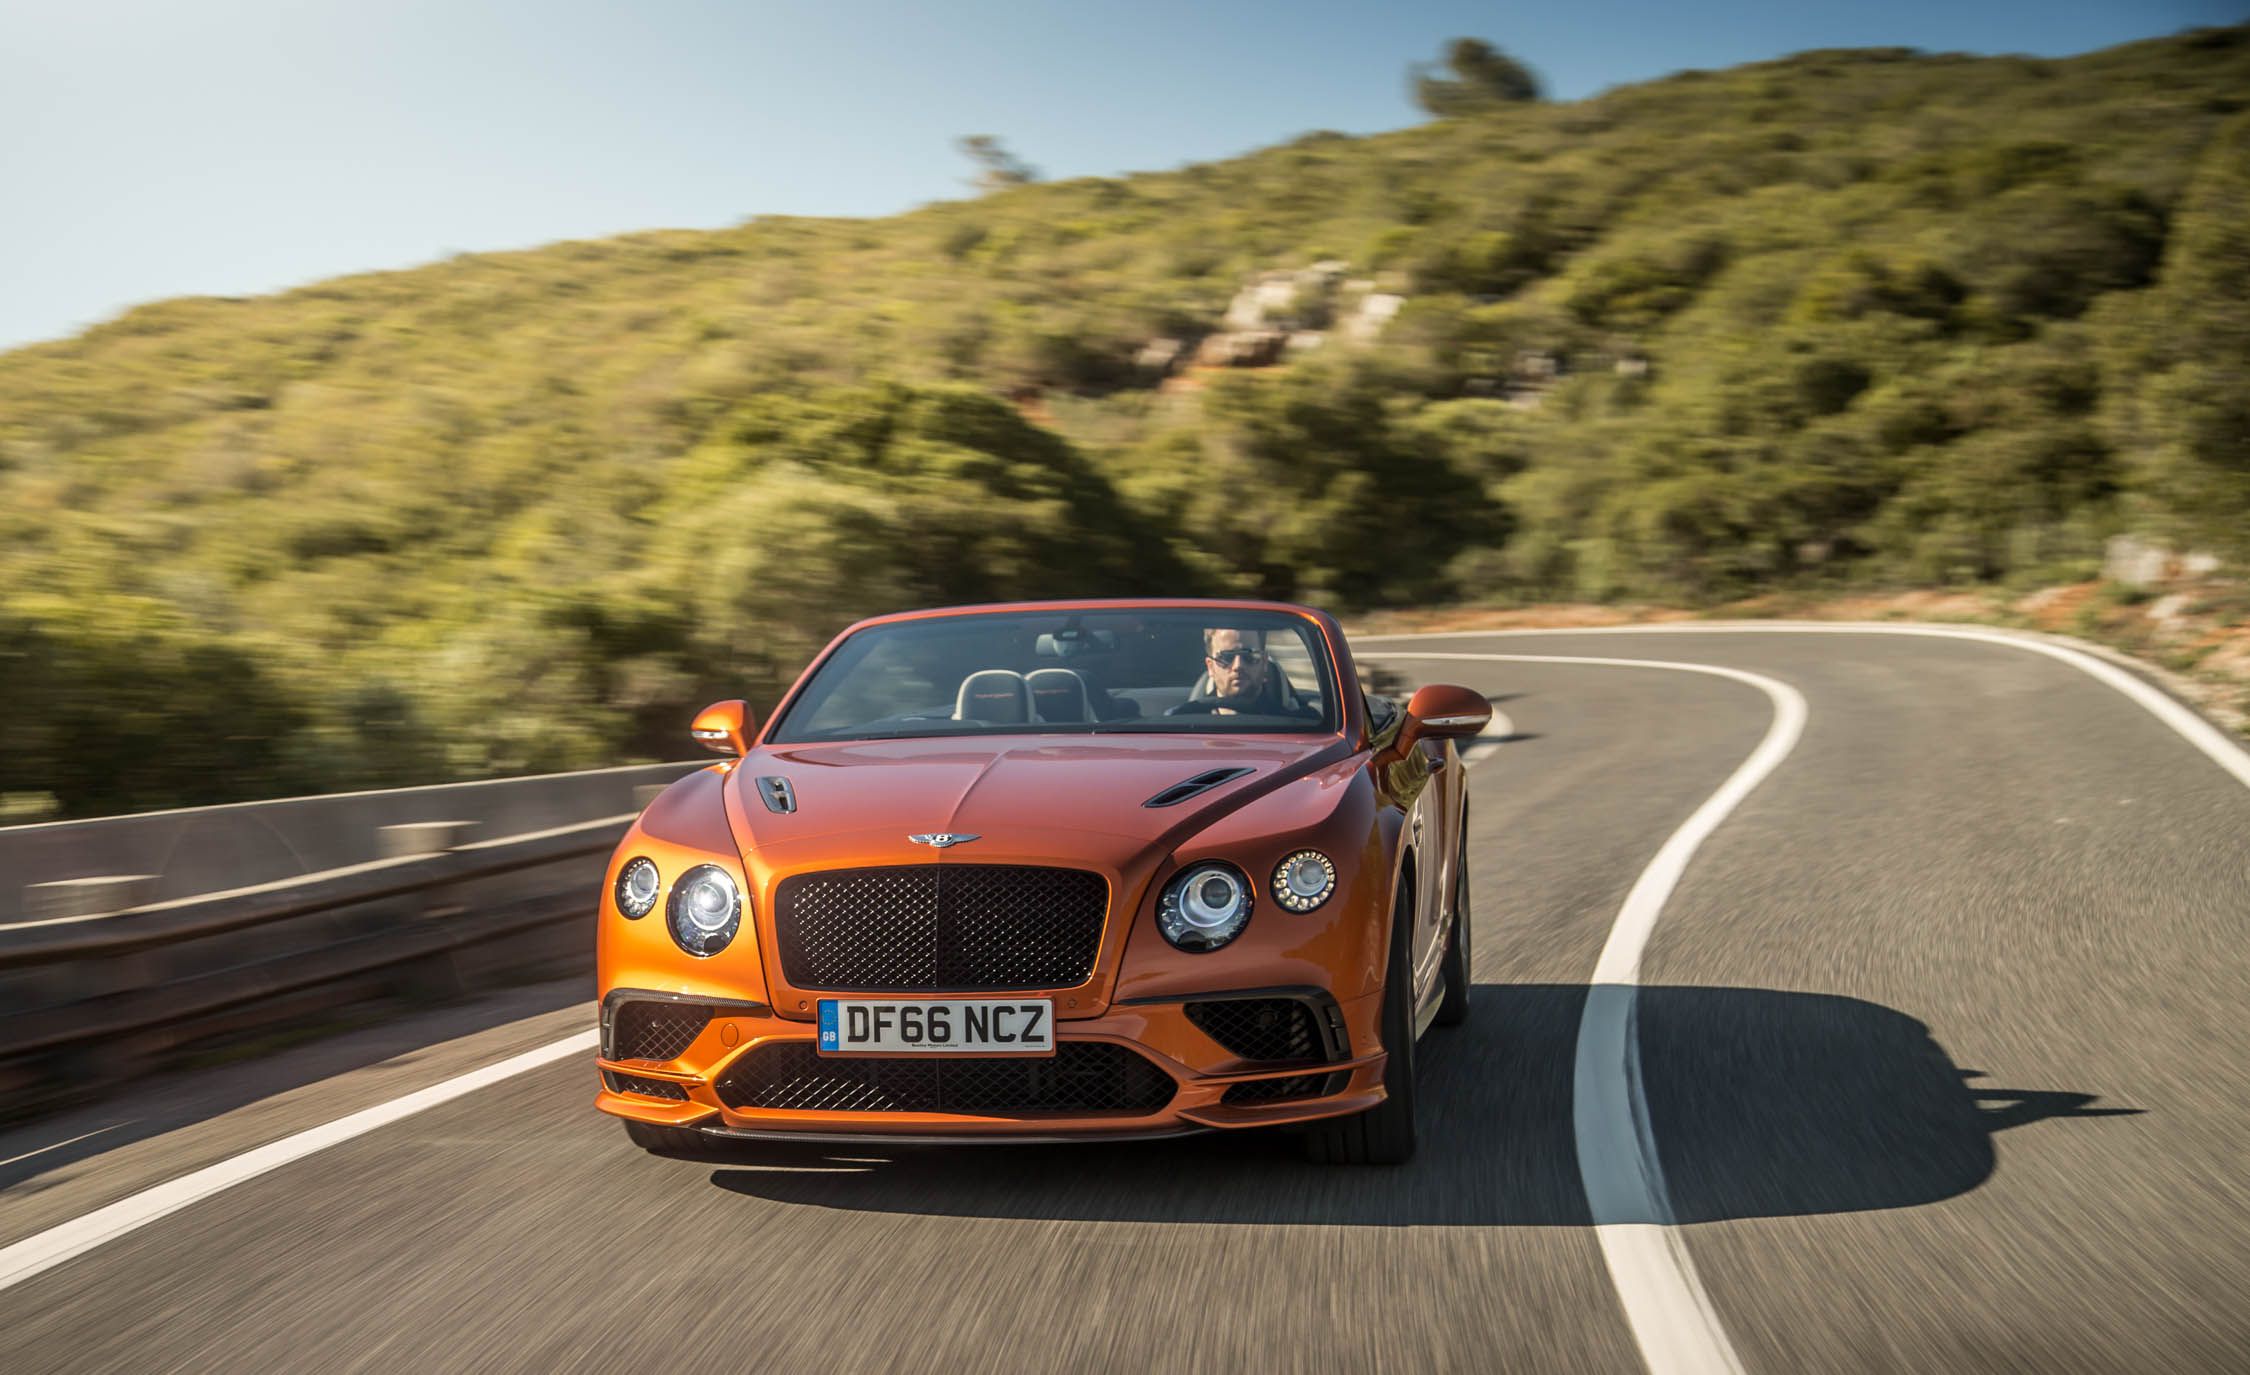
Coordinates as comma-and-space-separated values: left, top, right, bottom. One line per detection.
1171, 626, 1317, 718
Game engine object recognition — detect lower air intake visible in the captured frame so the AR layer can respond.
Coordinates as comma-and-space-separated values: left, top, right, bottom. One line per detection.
717, 1042, 1175, 1115
1221, 1071, 1348, 1106
1184, 998, 1326, 1063
611, 1001, 712, 1062
604, 1071, 690, 1102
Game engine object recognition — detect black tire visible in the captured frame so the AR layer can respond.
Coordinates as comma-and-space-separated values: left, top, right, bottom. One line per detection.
1435, 818, 1473, 1028
1304, 881, 1419, 1165
622, 1117, 714, 1158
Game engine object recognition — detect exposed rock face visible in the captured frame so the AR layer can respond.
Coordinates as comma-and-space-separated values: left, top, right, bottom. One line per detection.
1148, 260, 1409, 373
2106, 535, 2225, 587
1194, 330, 1288, 367
1134, 337, 1186, 376
1220, 260, 1349, 333
1341, 292, 1403, 344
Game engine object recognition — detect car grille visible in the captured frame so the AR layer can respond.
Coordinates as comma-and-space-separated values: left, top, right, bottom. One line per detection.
604, 1070, 690, 1101
774, 864, 1108, 992
1220, 1071, 1349, 1106
716, 1042, 1175, 1115
611, 1001, 712, 1062
1184, 998, 1325, 1063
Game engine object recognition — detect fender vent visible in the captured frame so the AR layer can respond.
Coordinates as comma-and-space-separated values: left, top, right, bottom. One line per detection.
756, 776, 797, 814
1142, 766, 1254, 808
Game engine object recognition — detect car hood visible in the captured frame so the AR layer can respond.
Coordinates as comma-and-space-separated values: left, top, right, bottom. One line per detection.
724, 733, 1347, 873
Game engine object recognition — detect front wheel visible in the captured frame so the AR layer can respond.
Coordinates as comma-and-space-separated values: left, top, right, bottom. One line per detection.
1435, 820, 1473, 1028
1304, 882, 1419, 1165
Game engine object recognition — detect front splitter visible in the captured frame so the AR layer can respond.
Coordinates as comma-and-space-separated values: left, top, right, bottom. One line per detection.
695, 1122, 1215, 1147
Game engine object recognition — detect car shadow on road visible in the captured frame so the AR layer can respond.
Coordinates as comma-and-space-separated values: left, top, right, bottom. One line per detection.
707, 984, 2138, 1228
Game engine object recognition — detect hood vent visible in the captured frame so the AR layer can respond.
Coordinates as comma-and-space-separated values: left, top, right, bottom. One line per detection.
755, 776, 797, 814
1142, 766, 1255, 809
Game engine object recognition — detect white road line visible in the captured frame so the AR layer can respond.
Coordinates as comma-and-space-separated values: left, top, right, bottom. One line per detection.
0, 1029, 596, 1293
1462, 706, 1516, 767
0, 1123, 126, 1171
1374, 649, 1807, 1375
1359, 621, 2250, 789
1367, 621, 2250, 1375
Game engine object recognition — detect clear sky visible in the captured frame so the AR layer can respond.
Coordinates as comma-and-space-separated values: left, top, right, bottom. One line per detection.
1, 0, 2239, 352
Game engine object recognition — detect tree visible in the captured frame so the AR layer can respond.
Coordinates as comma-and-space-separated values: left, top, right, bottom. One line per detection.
955, 135, 1040, 193
1412, 38, 1543, 117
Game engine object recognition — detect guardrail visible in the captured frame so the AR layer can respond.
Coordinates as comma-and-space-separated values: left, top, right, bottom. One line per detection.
0, 761, 703, 1118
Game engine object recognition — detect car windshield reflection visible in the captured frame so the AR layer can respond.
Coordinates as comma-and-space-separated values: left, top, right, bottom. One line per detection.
767, 609, 1339, 744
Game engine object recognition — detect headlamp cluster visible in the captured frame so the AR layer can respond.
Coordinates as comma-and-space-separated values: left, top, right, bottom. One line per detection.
1158, 848, 1338, 953
614, 856, 744, 958
614, 857, 660, 919
1271, 850, 1337, 912
1158, 862, 1253, 953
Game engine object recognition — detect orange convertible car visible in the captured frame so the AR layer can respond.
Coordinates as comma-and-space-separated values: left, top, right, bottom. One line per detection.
594, 599, 1489, 1163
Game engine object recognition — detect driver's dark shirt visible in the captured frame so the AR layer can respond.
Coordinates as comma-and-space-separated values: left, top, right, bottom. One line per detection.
1167, 664, 1320, 719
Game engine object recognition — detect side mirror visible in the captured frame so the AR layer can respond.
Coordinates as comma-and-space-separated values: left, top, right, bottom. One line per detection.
690, 699, 755, 757
1395, 684, 1492, 756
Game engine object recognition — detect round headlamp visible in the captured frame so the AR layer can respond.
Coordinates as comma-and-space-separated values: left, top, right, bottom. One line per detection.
666, 864, 741, 957
1158, 861, 1253, 953
614, 857, 660, 919
1271, 850, 1336, 912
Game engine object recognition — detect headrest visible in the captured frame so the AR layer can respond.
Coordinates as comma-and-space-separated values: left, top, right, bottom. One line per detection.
953, 669, 1029, 724
1025, 668, 1091, 723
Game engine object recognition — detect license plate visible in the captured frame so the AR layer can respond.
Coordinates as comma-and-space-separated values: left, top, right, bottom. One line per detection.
817, 999, 1054, 1056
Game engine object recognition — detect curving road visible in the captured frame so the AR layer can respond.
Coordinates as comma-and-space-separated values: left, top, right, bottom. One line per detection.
4, 626, 2248, 1373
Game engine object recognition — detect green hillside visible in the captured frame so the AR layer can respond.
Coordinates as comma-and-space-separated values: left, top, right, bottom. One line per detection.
4, 26, 2248, 816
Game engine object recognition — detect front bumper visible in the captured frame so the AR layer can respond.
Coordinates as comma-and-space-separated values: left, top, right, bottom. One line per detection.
593, 986, 1388, 1141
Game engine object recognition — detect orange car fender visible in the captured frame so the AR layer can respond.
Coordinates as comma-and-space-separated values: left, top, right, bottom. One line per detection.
596, 767, 772, 1007
1109, 758, 1403, 1008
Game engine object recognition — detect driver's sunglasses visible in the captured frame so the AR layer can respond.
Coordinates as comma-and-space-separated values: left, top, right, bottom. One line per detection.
1208, 647, 1267, 668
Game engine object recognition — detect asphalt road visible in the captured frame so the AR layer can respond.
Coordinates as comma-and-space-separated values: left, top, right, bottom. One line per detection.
4, 626, 2247, 1373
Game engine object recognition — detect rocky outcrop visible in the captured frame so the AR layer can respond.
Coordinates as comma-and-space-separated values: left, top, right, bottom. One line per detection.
2105, 535, 2223, 588
1152, 261, 1412, 376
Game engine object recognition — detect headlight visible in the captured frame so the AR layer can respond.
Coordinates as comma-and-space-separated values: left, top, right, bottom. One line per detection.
1271, 850, 1336, 912
614, 857, 660, 919
667, 864, 742, 957
1158, 861, 1253, 952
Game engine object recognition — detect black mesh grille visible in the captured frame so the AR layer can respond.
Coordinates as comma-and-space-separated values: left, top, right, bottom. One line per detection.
604, 1070, 690, 1101
1221, 1071, 1348, 1106
1185, 998, 1325, 1063
612, 1001, 712, 1062
775, 865, 1108, 991
717, 1042, 1174, 1115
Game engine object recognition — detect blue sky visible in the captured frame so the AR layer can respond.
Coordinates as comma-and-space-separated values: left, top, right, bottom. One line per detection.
1, 0, 2239, 351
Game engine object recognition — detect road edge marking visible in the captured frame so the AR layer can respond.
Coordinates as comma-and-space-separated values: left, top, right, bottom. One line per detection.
1373, 649, 1807, 1375
0, 1029, 597, 1293
1359, 621, 2250, 790
1462, 706, 1515, 768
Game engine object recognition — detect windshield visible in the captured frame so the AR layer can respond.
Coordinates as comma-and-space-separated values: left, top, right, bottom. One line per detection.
767, 609, 1340, 743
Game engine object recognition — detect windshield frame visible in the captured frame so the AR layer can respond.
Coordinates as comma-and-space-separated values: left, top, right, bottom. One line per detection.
761, 605, 1346, 746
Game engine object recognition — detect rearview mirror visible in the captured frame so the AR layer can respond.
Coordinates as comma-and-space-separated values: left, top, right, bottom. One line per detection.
690, 699, 755, 757
1395, 684, 1492, 756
